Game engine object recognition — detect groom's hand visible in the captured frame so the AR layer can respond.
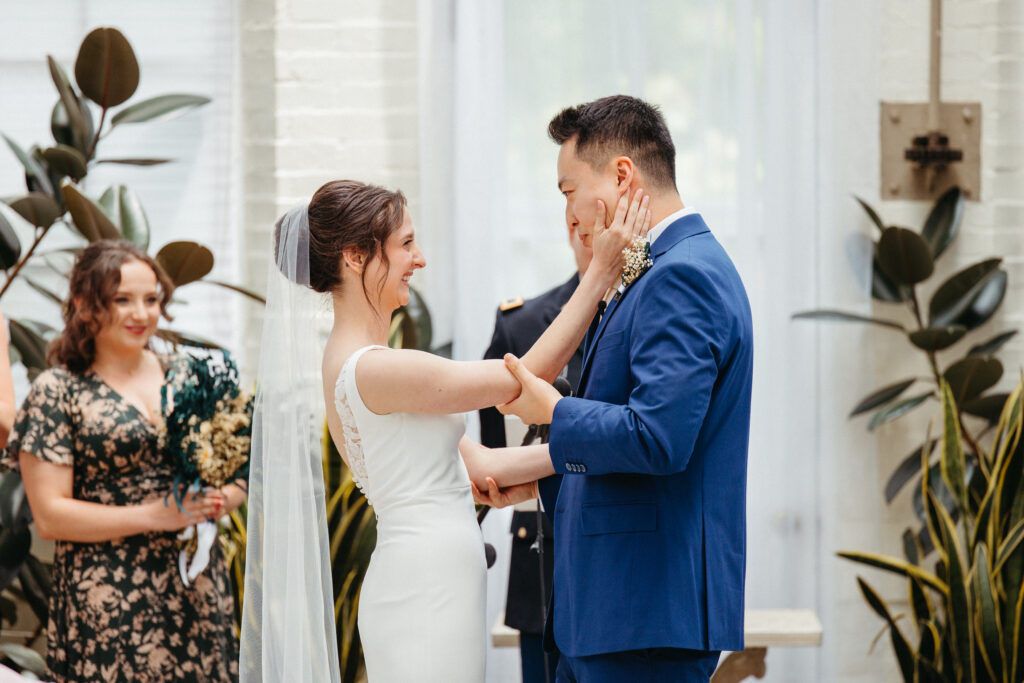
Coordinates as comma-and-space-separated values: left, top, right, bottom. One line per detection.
471, 477, 539, 509
498, 354, 563, 425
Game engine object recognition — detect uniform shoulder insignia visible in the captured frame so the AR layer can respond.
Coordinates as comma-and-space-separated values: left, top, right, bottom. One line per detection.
499, 296, 524, 312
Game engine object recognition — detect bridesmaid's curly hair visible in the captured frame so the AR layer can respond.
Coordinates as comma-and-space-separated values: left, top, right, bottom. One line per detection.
47, 241, 175, 373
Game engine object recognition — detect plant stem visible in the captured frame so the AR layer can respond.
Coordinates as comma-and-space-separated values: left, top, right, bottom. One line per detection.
0, 225, 52, 301
87, 106, 108, 161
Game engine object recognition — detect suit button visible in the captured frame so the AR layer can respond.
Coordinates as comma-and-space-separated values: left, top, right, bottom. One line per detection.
579, 465, 587, 473
517, 527, 528, 539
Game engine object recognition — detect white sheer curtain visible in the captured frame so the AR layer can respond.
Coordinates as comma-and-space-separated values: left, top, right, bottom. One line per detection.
419, 2, 873, 680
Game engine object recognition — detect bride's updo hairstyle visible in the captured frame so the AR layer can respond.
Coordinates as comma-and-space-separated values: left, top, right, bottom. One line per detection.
307, 180, 407, 300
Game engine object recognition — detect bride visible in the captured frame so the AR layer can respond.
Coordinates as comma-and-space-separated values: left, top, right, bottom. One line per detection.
240, 179, 649, 682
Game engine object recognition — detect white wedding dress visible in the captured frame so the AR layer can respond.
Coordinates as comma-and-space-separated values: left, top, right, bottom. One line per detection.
335, 345, 487, 682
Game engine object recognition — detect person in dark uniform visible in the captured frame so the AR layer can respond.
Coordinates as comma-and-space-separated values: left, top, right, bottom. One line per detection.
479, 225, 591, 683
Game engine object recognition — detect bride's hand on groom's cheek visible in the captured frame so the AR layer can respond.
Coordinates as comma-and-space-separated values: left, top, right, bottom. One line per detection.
590, 189, 652, 283
498, 354, 563, 425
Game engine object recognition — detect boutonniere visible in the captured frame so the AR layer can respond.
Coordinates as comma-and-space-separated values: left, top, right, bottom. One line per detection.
620, 235, 653, 290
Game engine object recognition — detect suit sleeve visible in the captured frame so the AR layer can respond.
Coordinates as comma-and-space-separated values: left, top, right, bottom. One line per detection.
479, 308, 510, 448
548, 263, 727, 476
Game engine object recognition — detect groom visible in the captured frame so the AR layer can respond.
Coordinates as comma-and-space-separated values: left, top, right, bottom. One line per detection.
492, 95, 753, 682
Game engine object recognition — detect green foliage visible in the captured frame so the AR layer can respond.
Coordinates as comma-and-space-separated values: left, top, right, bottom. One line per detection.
798, 188, 1024, 680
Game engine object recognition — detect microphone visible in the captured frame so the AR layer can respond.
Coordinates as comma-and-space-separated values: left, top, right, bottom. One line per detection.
552, 376, 572, 398
484, 542, 497, 568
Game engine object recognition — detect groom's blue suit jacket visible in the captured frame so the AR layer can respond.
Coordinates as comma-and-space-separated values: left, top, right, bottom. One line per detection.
542, 213, 753, 657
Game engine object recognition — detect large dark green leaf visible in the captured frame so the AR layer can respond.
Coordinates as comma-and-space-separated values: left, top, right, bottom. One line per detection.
921, 186, 963, 259
851, 379, 917, 418
154, 328, 221, 350
902, 527, 922, 564
969, 330, 1018, 357
2, 135, 53, 197
8, 319, 48, 370
75, 28, 139, 108
203, 280, 266, 304
954, 270, 1007, 331
791, 309, 905, 331
47, 56, 92, 155
856, 577, 916, 681
871, 257, 908, 302
9, 192, 62, 228
61, 182, 120, 242
909, 326, 967, 351
156, 241, 214, 287
945, 356, 1003, 405
95, 157, 172, 166
932, 491, 972, 677
868, 392, 932, 431
909, 575, 932, 625
885, 440, 938, 503
41, 144, 88, 181
0, 526, 30, 592
993, 518, 1024, 576
974, 544, 1003, 679
854, 196, 886, 236
111, 94, 211, 127
99, 185, 149, 249
0, 207, 21, 269
877, 226, 934, 286
961, 393, 1010, 423
929, 258, 1002, 328
837, 551, 947, 593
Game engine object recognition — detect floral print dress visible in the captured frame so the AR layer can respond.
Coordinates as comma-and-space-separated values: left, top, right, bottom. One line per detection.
3, 355, 239, 682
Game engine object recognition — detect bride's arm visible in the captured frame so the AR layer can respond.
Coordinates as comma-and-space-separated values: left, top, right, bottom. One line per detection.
357, 191, 650, 416
458, 436, 553, 489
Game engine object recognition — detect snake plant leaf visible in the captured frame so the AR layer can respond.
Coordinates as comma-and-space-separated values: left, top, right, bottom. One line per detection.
918, 621, 941, 669
837, 551, 947, 594
945, 357, 1003, 405
74, 28, 139, 108
961, 393, 1010, 423
8, 319, 48, 370
791, 309, 906, 331
871, 256, 908, 302
851, 379, 917, 417
908, 576, 932, 625
868, 392, 932, 431
940, 380, 970, 515
909, 326, 967, 351
974, 544, 1003, 679
203, 280, 267, 305
877, 226, 934, 286
0, 526, 30, 593
61, 182, 119, 242
111, 94, 211, 127
955, 269, 1007, 331
969, 330, 1018, 357
855, 577, 915, 681
902, 527, 922, 564
95, 157, 172, 166
921, 186, 964, 260
47, 56, 92, 155
156, 241, 214, 287
993, 518, 1024, 577
929, 258, 1002, 328
854, 196, 886, 236
932, 490, 972, 678
154, 328, 221, 350
0, 208, 21, 269
885, 440, 938, 504
41, 144, 87, 181
9, 192, 62, 228
2, 135, 53, 197
98, 185, 149, 249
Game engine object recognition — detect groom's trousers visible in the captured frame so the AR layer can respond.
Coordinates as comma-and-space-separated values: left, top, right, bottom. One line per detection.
554, 647, 720, 683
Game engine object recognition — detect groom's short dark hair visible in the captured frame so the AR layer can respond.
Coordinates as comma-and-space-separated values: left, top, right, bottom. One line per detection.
548, 95, 677, 191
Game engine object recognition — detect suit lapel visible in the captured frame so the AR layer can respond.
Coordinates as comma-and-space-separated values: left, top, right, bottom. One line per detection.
578, 280, 638, 392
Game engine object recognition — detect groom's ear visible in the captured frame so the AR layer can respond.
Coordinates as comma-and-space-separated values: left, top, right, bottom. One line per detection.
613, 156, 635, 192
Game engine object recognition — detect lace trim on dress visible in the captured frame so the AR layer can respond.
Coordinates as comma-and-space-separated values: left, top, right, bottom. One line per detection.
334, 346, 385, 505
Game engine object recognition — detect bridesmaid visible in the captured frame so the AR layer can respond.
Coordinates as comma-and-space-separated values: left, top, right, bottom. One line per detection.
4, 241, 245, 682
